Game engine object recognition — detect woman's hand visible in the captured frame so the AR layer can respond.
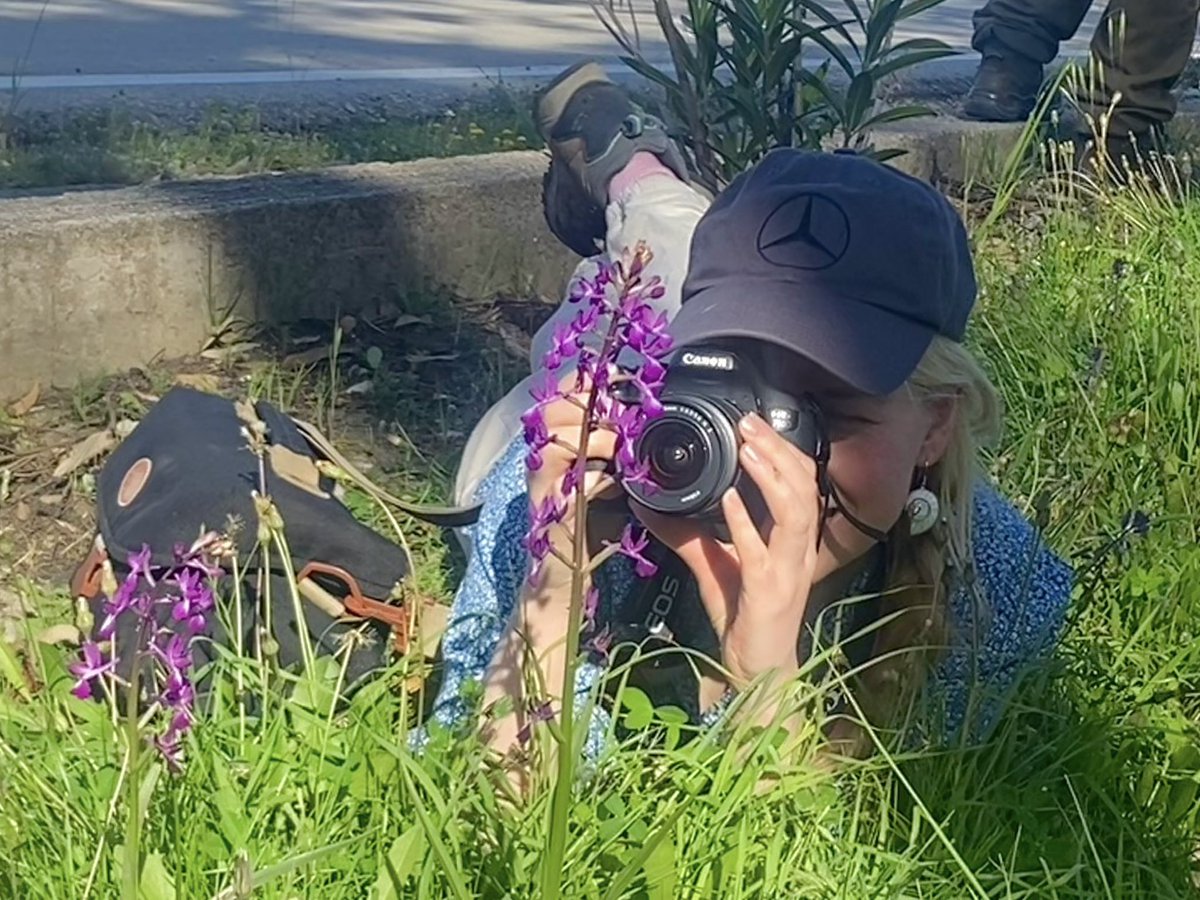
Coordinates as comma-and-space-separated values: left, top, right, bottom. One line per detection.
636, 412, 821, 688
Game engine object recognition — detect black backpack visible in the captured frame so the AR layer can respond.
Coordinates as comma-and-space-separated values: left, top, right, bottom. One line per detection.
71, 387, 477, 693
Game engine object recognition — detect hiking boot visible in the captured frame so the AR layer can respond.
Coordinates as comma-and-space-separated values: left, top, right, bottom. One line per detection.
961, 53, 1044, 123
535, 60, 689, 207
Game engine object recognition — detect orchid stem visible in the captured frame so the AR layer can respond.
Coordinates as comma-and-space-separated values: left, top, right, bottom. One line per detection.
585, 543, 623, 576
541, 286, 626, 899
121, 625, 150, 900
550, 436, 580, 456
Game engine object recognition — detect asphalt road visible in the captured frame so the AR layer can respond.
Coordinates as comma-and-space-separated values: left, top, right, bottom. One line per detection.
0, 0, 1112, 86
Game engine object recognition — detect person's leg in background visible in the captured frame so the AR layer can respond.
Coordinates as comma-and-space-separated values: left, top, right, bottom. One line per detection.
1072, 0, 1200, 148
451, 64, 710, 550
963, 0, 1093, 121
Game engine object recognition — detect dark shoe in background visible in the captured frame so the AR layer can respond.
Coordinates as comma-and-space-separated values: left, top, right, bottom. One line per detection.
962, 52, 1045, 123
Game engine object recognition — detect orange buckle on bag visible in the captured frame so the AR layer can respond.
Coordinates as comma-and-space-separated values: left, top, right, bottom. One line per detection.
296, 561, 410, 653
71, 543, 109, 600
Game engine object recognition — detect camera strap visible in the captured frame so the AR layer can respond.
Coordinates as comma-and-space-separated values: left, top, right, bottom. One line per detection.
813, 441, 890, 546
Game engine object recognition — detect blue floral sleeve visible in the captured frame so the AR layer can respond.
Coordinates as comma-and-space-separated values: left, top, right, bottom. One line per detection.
920, 483, 1074, 746
422, 434, 618, 758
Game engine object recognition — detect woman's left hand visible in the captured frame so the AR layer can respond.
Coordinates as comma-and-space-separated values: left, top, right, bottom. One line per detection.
635, 412, 822, 688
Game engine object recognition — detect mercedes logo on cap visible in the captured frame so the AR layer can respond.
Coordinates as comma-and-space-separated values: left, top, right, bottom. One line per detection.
757, 192, 851, 270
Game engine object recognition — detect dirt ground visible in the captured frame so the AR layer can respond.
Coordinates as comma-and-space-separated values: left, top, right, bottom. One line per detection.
0, 292, 554, 595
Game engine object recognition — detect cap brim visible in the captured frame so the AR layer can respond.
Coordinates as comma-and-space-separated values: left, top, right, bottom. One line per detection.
668, 280, 934, 395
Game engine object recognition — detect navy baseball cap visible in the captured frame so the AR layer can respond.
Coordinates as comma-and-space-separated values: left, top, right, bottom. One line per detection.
671, 148, 976, 395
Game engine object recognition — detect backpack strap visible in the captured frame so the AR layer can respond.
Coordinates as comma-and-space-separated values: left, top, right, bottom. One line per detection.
290, 417, 483, 529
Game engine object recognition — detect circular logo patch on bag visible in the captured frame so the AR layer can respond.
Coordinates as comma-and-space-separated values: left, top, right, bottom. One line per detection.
117, 457, 153, 507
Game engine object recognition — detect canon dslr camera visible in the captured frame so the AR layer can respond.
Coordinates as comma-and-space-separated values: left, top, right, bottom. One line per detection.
622, 344, 824, 535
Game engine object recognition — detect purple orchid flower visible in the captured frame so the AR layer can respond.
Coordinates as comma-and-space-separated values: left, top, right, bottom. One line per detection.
616, 524, 658, 578
171, 570, 213, 633
517, 244, 672, 668
584, 627, 615, 666
521, 405, 552, 472
523, 494, 567, 584
69, 641, 117, 700
516, 700, 557, 746
97, 570, 141, 641
128, 546, 156, 586
68, 542, 219, 771
153, 634, 192, 673
159, 667, 195, 712
543, 322, 583, 373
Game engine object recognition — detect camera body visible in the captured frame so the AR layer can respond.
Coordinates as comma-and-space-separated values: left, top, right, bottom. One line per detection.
624, 344, 823, 538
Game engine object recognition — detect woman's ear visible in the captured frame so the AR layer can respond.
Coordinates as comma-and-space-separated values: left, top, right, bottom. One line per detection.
917, 395, 958, 466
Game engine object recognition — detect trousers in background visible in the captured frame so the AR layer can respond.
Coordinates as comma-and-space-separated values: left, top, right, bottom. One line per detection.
973, 0, 1200, 134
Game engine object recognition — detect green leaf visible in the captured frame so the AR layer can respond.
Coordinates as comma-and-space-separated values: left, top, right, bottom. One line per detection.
138, 852, 176, 900
398, 758, 473, 900
856, 104, 935, 132
620, 687, 654, 731
790, 18, 856, 81
365, 346, 384, 370
867, 47, 957, 82
248, 835, 367, 889
619, 56, 679, 94
843, 71, 876, 132
896, 0, 951, 21
838, 0, 867, 33
0, 638, 31, 701
792, 2, 859, 64
862, 0, 905, 63
884, 36, 955, 54
1170, 380, 1185, 415
796, 68, 845, 119
644, 831, 677, 900
137, 761, 163, 826
864, 147, 907, 164
601, 804, 689, 900
212, 762, 251, 849
375, 824, 426, 900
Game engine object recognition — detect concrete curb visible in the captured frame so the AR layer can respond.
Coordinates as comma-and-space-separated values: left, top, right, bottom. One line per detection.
0, 152, 577, 392
3, 102, 1199, 395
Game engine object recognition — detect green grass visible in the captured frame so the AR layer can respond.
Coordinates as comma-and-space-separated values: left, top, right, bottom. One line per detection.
3, 173, 1200, 897
0, 95, 541, 190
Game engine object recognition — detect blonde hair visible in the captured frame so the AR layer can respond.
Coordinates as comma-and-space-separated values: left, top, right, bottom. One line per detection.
830, 335, 1002, 754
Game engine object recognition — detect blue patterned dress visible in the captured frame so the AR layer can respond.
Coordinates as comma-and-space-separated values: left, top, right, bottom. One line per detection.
420, 433, 1074, 756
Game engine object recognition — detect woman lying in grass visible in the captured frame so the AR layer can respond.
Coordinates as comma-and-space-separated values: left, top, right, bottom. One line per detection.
429, 63, 1073, 773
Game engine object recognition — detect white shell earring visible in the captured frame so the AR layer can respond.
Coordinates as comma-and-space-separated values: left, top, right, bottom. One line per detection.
906, 465, 939, 537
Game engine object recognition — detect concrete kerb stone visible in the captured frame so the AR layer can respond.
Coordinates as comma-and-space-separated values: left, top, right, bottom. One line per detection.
5, 102, 1200, 397
0, 151, 577, 394
876, 103, 1200, 184
869, 116, 1026, 184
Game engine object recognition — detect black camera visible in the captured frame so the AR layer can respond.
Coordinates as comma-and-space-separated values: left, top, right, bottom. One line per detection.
622, 344, 824, 536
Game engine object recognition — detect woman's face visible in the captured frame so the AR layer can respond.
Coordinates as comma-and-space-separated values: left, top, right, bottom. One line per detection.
746, 342, 955, 583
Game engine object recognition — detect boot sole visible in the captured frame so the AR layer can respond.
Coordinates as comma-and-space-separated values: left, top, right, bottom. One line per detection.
541, 158, 605, 258
961, 92, 1036, 123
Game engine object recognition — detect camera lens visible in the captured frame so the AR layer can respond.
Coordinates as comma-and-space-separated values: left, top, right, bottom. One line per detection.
642, 420, 707, 491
